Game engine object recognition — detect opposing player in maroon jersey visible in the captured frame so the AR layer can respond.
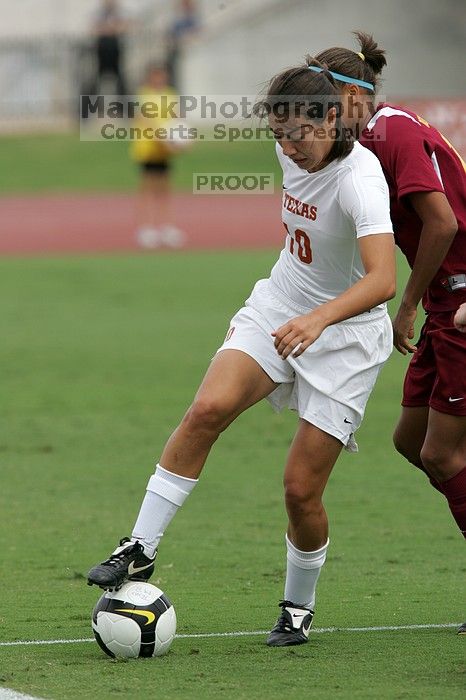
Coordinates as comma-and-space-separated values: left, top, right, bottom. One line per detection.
314, 32, 466, 632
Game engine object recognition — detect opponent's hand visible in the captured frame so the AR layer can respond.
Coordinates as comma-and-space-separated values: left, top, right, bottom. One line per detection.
454, 302, 466, 333
272, 311, 327, 359
392, 303, 417, 354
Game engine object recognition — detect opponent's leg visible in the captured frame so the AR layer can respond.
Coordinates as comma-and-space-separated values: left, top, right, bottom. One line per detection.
421, 410, 466, 635
393, 406, 443, 493
267, 420, 342, 647
420, 409, 466, 537
393, 406, 429, 469
88, 350, 278, 588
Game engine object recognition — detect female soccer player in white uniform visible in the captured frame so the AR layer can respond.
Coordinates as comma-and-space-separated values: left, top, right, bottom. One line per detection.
87, 59, 396, 647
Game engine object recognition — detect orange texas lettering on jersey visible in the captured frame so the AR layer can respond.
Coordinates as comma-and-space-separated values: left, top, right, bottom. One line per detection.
283, 192, 317, 221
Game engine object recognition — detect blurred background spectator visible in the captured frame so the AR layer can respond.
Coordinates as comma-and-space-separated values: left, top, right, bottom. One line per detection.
90, 0, 131, 97
166, 0, 200, 91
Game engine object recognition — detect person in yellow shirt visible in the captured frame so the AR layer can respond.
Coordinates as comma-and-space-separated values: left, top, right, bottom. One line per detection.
131, 63, 185, 248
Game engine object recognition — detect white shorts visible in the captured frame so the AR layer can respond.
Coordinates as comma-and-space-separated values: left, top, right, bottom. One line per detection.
217, 279, 393, 451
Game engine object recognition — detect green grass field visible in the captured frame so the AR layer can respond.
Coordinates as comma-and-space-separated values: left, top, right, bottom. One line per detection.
1, 251, 464, 700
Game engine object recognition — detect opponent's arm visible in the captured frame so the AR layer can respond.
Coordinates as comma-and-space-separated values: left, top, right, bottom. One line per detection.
393, 191, 458, 354
454, 303, 466, 333
273, 233, 395, 359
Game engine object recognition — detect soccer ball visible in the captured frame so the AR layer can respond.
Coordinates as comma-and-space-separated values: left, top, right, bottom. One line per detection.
92, 581, 176, 659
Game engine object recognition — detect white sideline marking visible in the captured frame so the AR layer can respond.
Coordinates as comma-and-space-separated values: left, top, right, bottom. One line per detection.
0, 690, 44, 700
0, 622, 460, 647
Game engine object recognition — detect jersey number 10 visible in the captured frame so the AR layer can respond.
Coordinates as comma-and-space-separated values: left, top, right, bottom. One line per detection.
284, 224, 313, 264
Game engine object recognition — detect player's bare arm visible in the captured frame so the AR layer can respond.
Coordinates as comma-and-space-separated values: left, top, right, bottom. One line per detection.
273, 233, 395, 359
393, 191, 458, 355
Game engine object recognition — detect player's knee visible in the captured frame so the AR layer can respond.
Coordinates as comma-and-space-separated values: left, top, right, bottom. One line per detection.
393, 427, 421, 466
183, 397, 232, 435
419, 443, 464, 481
284, 478, 321, 518
393, 427, 409, 458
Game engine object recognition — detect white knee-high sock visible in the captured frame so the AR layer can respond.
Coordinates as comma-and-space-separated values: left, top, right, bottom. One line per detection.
284, 534, 329, 610
131, 464, 198, 558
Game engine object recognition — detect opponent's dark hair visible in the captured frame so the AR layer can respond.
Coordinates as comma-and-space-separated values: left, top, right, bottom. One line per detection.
254, 56, 353, 163
316, 31, 387, 94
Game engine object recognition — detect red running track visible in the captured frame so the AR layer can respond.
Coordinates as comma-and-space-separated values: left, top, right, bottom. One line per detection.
0, 193, 283, 255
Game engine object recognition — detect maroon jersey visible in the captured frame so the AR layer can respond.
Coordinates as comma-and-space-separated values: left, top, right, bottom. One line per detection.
361, 103, 466, 312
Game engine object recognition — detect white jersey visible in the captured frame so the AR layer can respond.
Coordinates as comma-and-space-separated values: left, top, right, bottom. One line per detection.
270, 141, 393, 315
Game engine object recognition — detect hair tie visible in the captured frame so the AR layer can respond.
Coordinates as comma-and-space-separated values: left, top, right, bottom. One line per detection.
357, 52, 365, 61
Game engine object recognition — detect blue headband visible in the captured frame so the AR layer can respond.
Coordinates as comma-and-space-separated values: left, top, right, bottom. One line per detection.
308, 65, 374, 91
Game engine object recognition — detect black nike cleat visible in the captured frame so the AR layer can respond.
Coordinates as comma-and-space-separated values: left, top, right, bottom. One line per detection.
87, 537, 156, 591
266, 600, 314, 647
458, 622, 466, 635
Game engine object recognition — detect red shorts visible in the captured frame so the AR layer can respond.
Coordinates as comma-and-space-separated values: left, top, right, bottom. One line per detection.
402, 311, 466, 415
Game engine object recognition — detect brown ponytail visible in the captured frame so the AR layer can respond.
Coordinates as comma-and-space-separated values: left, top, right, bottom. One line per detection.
316, 31, 387, 94
354, 31, 387, 77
